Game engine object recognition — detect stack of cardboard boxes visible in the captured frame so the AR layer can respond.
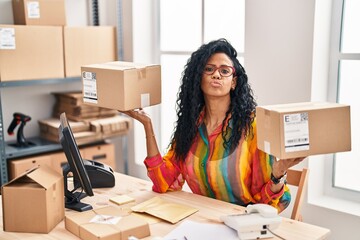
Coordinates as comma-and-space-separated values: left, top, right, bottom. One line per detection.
52, 91, 118, 121
38, 92, 131, 145
0, 0, 117, 82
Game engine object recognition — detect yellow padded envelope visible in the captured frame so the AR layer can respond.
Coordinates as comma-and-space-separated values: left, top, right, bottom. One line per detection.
131, 197, 198, 224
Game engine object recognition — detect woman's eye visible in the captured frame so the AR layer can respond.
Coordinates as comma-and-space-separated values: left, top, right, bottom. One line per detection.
205, 66, 214, 72
220, 69, 230, 74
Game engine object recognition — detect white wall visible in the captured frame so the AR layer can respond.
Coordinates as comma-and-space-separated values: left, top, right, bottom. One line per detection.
245, 0, 360, 239
245, 0, 314, 105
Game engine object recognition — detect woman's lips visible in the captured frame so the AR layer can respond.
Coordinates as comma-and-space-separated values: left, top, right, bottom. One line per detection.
210, 81, 223, 88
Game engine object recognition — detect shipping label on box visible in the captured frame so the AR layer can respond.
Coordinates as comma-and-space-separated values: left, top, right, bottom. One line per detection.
0, 27, 16, 49
82, 61, 161, 111
65, 206, 150, 240
256, 102, 351, 159
283, 112, 310, 152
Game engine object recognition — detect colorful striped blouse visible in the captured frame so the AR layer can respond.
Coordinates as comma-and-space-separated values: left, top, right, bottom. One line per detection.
144, 114, 291, 213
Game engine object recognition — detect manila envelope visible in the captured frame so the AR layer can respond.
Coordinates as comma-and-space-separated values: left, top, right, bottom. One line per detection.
131, 197, 198, 224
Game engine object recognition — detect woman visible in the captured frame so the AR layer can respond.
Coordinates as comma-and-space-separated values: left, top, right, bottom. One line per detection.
123, 39, 303, 212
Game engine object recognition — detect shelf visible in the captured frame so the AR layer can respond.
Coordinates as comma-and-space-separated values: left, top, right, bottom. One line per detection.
5, 137, 107, 160
5, 137, 62, 159
0, 77, 81, 88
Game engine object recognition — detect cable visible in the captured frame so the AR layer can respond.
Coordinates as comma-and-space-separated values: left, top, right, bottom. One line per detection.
266, 226, 286, 240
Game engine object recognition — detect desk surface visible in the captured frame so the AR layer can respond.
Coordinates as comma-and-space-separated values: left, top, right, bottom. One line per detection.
0, 172, 330, 240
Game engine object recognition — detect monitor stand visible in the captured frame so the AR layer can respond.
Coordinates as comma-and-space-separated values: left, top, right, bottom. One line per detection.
65, 192, 93, 212
63, 164, 93, 212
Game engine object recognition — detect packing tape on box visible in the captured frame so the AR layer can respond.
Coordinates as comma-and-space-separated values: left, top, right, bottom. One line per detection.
137, 68, 146, 79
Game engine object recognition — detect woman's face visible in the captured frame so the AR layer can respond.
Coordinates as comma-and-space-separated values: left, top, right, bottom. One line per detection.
200, 53, 237, 99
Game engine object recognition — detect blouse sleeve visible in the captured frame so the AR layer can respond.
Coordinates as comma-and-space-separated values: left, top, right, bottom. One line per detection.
249, 120, 291, 213
254, 151, 291, 213
143, 148, 184, 193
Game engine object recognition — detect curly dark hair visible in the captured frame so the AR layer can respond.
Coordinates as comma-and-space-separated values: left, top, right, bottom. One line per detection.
170, 38, 257, 161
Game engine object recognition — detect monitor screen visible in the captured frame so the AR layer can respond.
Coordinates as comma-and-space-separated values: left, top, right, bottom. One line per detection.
59, 112, 94, 211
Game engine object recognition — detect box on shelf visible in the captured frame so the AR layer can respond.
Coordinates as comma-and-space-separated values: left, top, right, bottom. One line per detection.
64, 26, 117, 77
90, 115, 131, 136
52, 91, 118, 121
38, 117, 97, 145
2, 165, 64, 233
0, 25, 64, 81
65, 206, 150, 240
12, 0, 66, 26
38, 115, 130, 145
82, 61, 161, 111
256, 102, 351, 159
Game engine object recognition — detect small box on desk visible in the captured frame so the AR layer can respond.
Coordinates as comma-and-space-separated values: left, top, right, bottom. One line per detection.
12, 0, 66, 26
82, 61, 161, 111
65, 206, 150, 240
256, 102, 351, 159
1, 165, 64, 233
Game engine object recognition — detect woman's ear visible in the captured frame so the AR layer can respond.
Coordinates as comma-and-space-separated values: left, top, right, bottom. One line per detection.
231, 77, 237, 90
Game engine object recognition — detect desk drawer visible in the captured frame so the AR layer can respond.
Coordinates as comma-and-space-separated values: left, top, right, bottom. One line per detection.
82, 143, 115, 169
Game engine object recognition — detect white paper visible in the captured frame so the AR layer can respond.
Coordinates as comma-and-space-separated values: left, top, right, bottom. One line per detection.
89, 214, 121, 225
163, 220, 238, 240
141, 93, 150, 108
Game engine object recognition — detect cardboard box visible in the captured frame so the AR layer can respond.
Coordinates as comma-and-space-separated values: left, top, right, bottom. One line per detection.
256, 102, 351, 159
0, 25, 64, 81
64, 26, 117, 77
82, 143, 116, 170
12, 0, 66, 26
82, 61, 161, 111
8, 154, 53, 180
65, 206, 150, 240
1, 165, 64, 233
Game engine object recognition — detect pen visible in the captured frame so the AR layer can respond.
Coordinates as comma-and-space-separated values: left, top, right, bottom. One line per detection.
184, 236, 188, 240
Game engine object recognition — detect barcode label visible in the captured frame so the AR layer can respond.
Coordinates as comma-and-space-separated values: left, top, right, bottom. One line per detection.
82, 71, 98, 104
0, 28, 16, 50
27, 2, 40, 19
283, 113, 310, 152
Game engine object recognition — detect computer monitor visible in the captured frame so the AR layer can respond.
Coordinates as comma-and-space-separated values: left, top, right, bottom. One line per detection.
59, 112, 94, 212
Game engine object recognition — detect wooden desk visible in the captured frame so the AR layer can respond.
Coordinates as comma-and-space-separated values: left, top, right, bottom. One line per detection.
0, 172, 330, 240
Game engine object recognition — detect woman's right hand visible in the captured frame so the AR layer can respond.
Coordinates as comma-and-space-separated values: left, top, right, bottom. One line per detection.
120, 108, 151, 125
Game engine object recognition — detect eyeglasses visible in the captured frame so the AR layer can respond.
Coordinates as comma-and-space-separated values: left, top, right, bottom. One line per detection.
203, 64, 235, 77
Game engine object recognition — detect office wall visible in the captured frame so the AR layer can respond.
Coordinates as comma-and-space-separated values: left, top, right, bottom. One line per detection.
245, 0, 360, 239
245, 0, 313, 105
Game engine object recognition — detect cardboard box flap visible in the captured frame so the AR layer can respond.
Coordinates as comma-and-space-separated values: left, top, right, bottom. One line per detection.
26, 165, 62, 189
261, 101, 348, 113
82, 61, 158, 71
2, 165, 39, 186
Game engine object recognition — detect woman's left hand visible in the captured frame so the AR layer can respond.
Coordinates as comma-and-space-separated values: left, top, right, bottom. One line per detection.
272, 157, 306, 178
